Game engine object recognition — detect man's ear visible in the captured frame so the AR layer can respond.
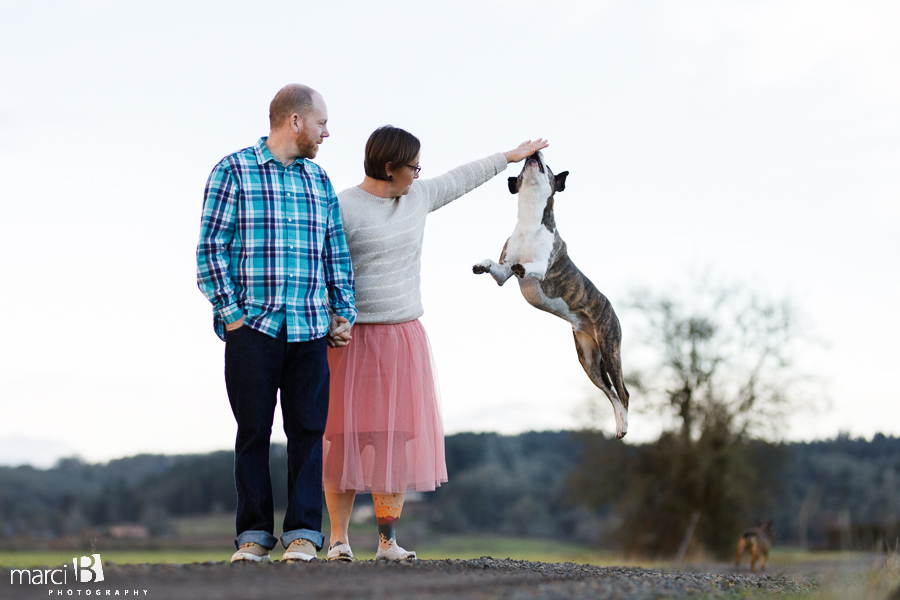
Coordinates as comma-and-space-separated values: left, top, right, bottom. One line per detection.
508, 177, 519, 194
290, 113, 302, 133
555, 171, 569, 192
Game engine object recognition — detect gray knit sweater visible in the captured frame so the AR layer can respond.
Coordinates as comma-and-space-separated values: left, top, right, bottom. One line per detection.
337, 153, 508, 324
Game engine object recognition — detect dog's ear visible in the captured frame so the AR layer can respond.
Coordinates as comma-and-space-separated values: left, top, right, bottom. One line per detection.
555, 171, 569, 193
508, 177, 519, 194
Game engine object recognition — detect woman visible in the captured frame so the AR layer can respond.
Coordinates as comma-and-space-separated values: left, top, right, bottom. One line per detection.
323, 125, 548, 561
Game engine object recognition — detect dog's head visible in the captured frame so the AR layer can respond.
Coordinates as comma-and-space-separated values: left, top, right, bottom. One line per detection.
508, 151, 568, 197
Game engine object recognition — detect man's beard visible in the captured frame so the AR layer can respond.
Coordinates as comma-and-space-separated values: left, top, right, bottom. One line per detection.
296, 135, 319, 159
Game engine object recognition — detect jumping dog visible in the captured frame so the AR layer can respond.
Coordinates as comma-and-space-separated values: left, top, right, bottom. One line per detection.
473, 152, 629, 439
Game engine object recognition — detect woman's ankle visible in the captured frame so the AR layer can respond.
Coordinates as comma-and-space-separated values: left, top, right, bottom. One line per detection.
378, 538, 397, 551
329, 536, 350, 549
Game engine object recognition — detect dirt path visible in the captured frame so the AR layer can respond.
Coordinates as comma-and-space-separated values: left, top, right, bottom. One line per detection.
6, 557, 825, 599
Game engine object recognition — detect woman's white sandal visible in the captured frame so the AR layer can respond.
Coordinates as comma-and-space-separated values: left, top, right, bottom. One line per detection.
327, 542, 354, 562
375, 544, 417, 561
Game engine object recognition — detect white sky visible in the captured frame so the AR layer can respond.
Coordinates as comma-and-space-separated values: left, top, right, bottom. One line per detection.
1, 0, 898, 467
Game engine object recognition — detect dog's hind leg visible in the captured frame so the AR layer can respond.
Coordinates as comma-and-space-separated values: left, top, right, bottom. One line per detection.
735, 537, 746, 568
748, 538, 760, 572
594, 312, 630, 412
573, 330, 628, 439
602, 347, 630, 413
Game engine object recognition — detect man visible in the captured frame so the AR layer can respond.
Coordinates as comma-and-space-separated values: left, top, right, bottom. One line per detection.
197, 84, 355, 563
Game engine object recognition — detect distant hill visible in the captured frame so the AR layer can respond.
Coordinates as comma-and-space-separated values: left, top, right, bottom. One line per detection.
1, 432, 897, 550
767, 433, 900, 549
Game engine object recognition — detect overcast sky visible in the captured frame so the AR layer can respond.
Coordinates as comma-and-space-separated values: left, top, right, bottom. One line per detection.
1, 0, 898, 467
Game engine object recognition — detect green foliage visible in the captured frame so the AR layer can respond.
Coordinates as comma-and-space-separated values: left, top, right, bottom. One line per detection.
136, 451, 237, 516
432, 432, 585, 538
768, 433, 900, 549
570, 428, 786, 557
0, 450, 246, 537
636, 433, 774, 557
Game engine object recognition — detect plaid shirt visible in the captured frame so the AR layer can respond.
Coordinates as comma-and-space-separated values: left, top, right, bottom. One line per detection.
197, 137, 356, 342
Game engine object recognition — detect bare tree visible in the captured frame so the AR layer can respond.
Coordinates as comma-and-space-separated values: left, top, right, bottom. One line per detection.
625, 276, 821, 443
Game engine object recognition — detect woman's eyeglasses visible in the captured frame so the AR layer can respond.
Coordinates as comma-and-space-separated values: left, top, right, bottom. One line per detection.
407, 164, 422, 177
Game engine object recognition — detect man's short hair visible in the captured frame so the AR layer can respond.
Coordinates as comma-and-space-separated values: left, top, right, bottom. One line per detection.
269, 84, 317, 129
364, 126, 421, 181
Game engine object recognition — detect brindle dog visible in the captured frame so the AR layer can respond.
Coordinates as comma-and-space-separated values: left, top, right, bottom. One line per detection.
473, 152, 630, 438
735, 522, 772, 572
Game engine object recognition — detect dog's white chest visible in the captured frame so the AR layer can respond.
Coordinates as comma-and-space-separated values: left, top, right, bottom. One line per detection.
506, 226, 554, 264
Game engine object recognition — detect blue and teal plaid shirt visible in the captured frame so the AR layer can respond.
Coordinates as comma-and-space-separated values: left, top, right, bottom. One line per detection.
197, 137, 356, 342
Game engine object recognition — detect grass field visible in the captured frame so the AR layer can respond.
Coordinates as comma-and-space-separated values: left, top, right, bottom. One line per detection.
0, 540, 871, 569
0, 537, 624, 568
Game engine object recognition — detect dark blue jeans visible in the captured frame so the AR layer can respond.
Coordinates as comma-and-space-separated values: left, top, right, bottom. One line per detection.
224, 324, 328, 551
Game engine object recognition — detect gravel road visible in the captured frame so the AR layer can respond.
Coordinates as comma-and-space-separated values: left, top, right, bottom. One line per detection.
5, 556, 827, 600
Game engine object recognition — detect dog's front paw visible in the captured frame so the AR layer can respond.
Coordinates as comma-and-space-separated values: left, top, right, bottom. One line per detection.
472, 260, 491, 275
511, 264, 526, 278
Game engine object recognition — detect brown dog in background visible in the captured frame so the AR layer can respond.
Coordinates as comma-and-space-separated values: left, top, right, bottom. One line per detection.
735, 522, 772, 572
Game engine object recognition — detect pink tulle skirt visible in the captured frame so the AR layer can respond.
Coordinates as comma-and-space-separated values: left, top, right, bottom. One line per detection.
323, 319, 448, 494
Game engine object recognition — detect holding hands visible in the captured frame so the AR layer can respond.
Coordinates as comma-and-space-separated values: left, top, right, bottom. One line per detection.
503, 138, 549, 163
327, 314, 352, 348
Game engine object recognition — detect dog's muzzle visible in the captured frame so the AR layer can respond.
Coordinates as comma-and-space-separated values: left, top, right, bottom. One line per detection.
525, 155, 544, 173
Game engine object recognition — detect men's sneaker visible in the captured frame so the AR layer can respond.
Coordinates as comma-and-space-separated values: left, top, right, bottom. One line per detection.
231, 542, 270, 563
282, 538, 317, 561
375, 544, 417, 561
326, 541, 354, 562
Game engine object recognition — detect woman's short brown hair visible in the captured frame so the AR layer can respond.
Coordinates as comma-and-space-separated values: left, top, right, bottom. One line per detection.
364, 126, 421, 181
